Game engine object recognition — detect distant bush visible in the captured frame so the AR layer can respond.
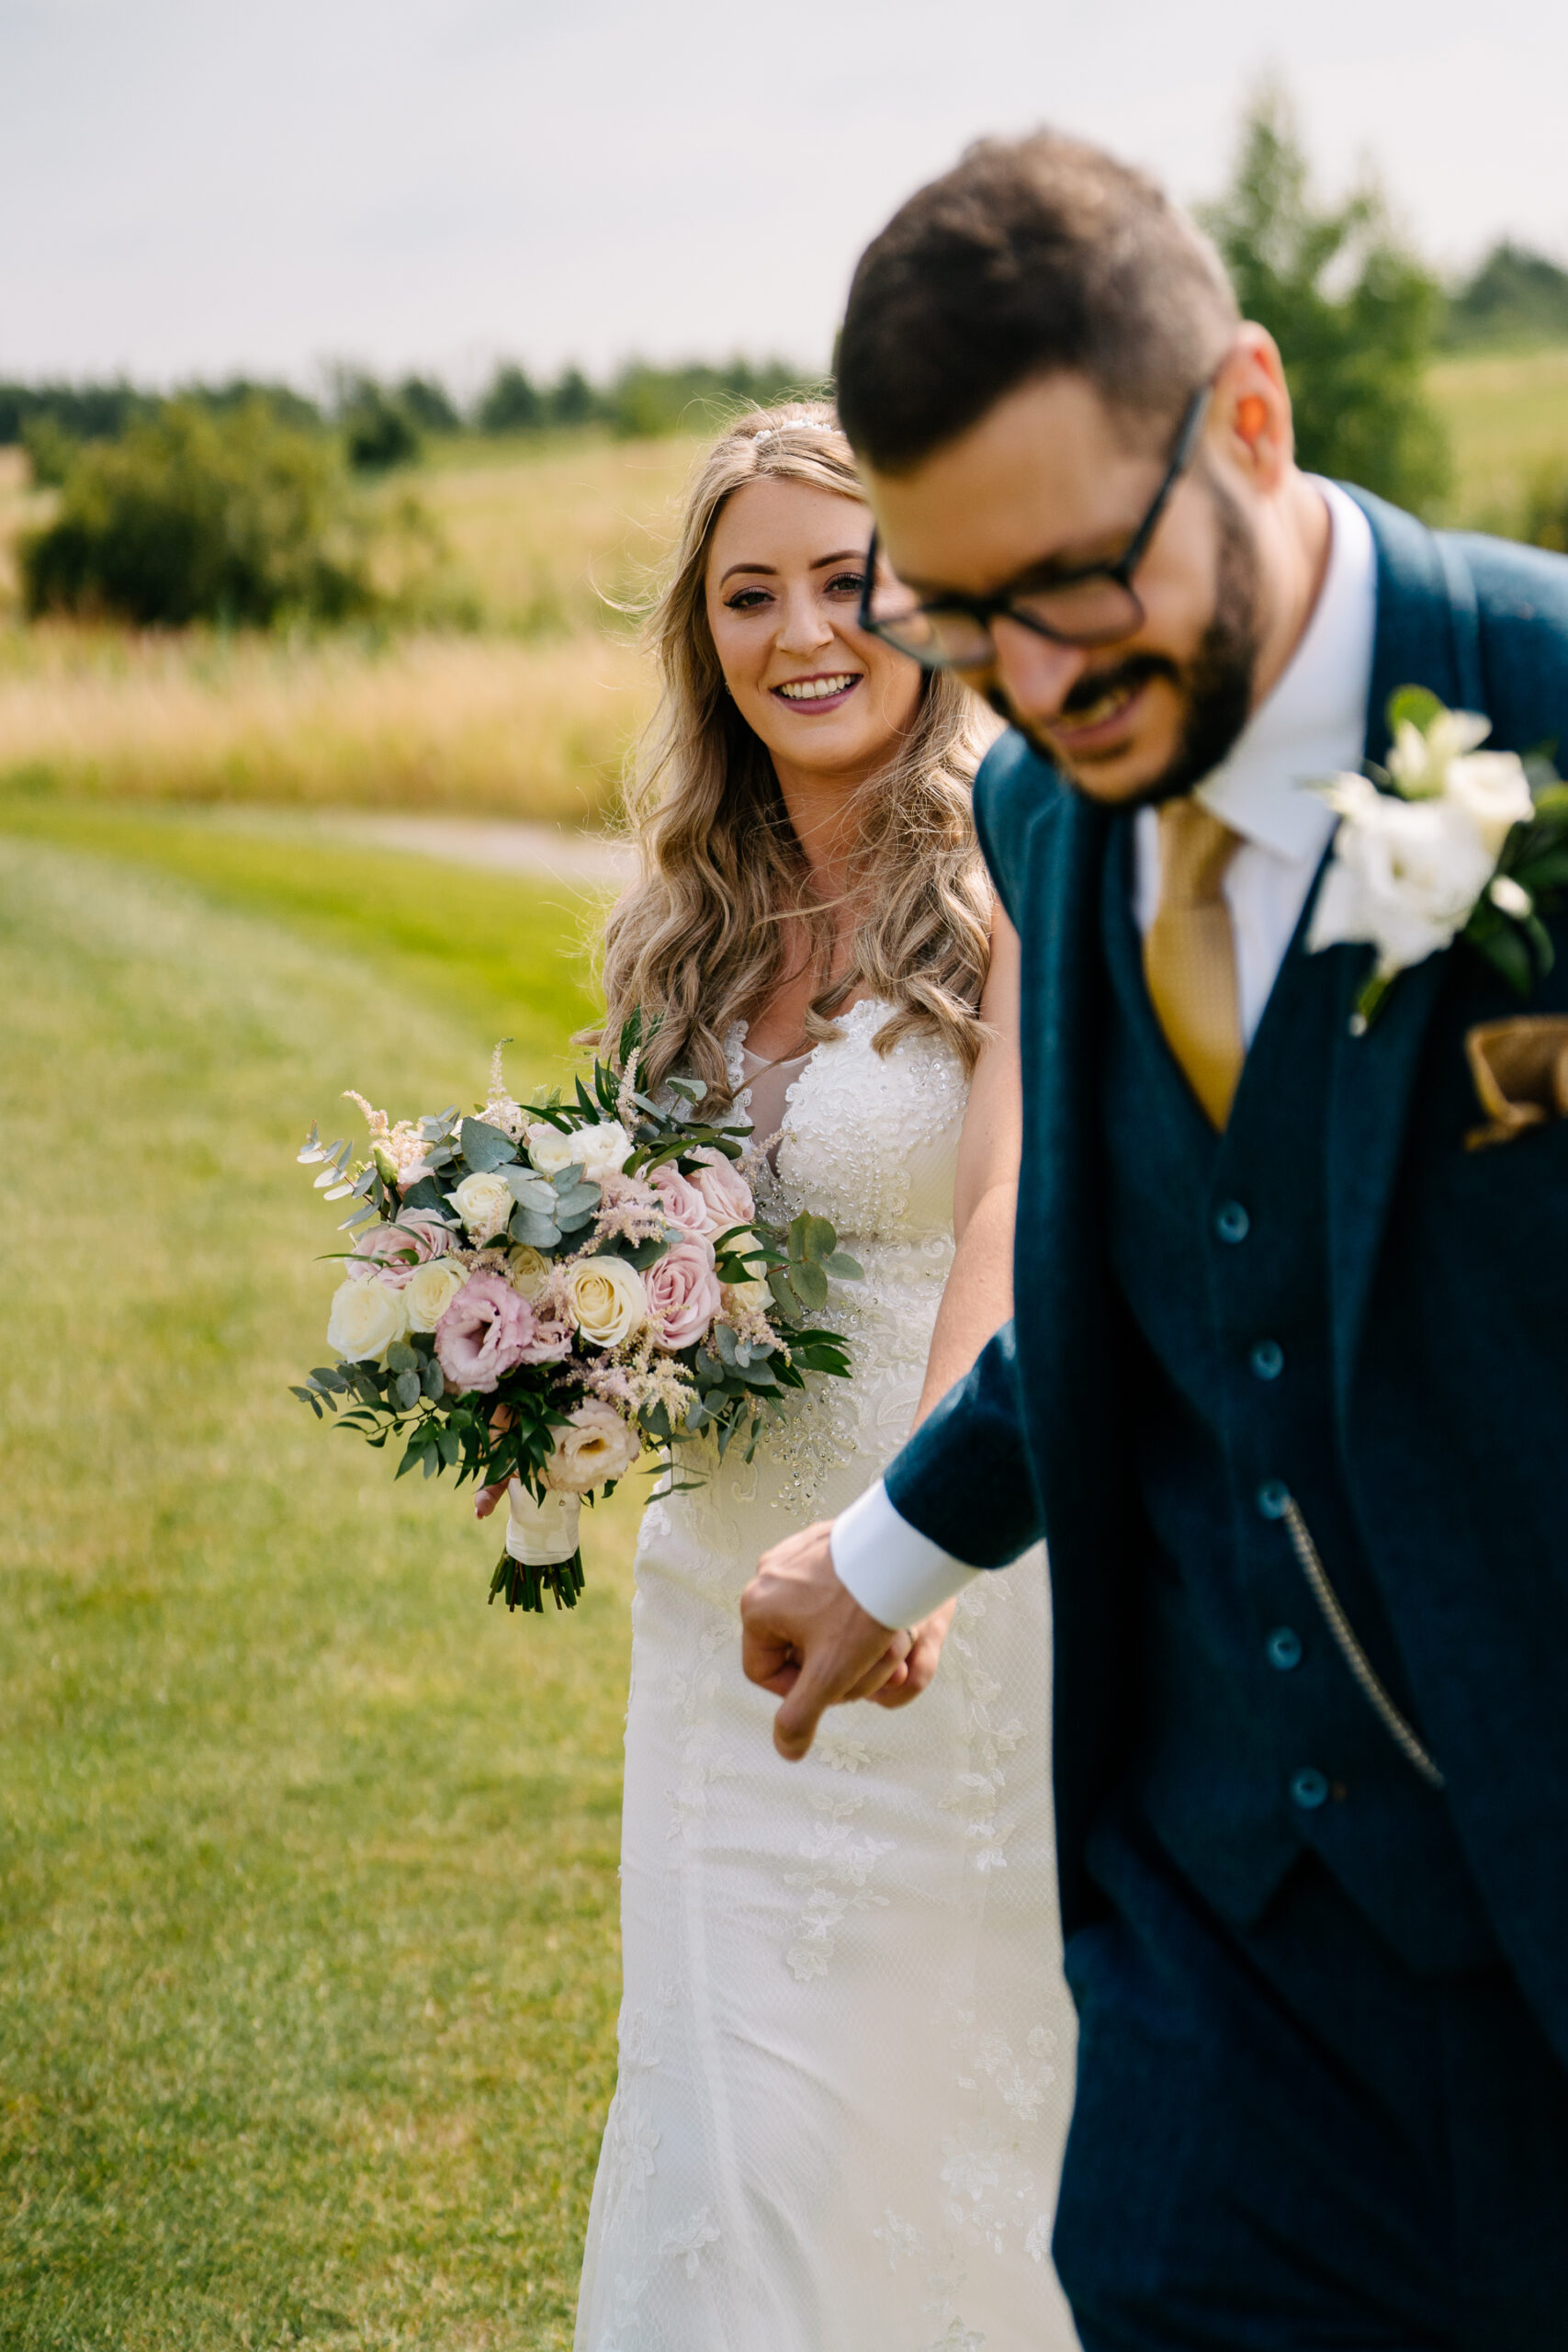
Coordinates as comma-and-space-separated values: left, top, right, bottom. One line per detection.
22, 398, 379, 627
1445, 243, 1568, 351
477, 363, 547, 434
20, 414, 80, 488
396, 375, 463, 435
1202, 88, 1450, 514
340, 382, 423, 473
0, 379, 152, 447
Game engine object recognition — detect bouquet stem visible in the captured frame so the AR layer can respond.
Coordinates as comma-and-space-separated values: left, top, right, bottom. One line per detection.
489, 1482, 586, 1614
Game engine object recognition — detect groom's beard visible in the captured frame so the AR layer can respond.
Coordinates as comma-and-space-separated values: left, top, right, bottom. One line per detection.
1001, 481, 1264, 808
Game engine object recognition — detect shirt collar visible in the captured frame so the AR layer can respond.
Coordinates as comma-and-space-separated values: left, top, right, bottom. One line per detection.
1195, 477, 1377, 865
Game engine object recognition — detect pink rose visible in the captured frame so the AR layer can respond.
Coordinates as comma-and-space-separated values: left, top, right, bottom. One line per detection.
643, 1237, 722, 1351
434, 1271, 534, 1394
690, 1148, 754, 1237
351, 1212, 452, 1289
649, 1162, 711, 1238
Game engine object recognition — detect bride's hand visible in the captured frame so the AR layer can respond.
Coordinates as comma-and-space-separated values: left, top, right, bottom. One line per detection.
475, 1405, 513, 1519
868, 1598, 957, 1708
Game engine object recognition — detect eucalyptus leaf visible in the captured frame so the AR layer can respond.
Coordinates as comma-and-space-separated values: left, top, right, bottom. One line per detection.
510, 1205, 562, 1249
824, 1250, 863, 1280
458, 1117, 518, 1173
503, 1167, 558, 1213
394, 1369, 422, 1411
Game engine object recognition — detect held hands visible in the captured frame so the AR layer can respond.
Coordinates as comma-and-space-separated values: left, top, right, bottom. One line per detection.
740, 1522, 954, 1759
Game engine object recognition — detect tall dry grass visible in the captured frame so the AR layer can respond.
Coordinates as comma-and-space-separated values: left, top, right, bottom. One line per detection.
0, 622, 651, 821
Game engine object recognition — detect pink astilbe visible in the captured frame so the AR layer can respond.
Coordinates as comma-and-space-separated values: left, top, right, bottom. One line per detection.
593, 1170, 669, 1248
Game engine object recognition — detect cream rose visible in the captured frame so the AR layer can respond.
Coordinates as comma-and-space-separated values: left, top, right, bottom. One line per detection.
508, 1243, 549, 1299
545, 1399, 643, 1493
326, 1273, 408, 1361
403, 1257, 467, 1334
565, 1253, 649, 1350
528, 1119, 634, 1183
451, 1169, 514, 1245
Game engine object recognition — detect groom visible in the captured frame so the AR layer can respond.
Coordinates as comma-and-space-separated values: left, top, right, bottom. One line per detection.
740, 131, 1568, 2346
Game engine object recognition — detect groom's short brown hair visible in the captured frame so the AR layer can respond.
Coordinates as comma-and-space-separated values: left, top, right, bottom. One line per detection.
837, 130, 1240, 473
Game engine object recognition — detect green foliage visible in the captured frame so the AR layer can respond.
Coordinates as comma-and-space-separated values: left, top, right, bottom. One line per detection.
19, 411, 79, 487
397, 372, 463, 434
1202, 88, 1450, 514
343, 381, 424, 472
605, 356, 817, 439
1519, 459, 1568, 554
1445, 242, 1568, 351
0, 819, 626, 2347
21, 398, 380, 628
0, 376, 152, 445
478, 361, 548, 433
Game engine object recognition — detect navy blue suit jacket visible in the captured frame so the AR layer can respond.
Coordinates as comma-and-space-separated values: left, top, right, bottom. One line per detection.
884, 490, 1568, 2062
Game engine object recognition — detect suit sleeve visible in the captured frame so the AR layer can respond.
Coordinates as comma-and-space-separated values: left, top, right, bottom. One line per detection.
830, 1323, 1043, 1626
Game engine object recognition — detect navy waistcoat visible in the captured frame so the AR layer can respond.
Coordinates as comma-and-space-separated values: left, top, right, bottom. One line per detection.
1098, 820, 1494, 1972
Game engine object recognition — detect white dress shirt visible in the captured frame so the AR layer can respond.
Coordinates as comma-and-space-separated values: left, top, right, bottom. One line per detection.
832, 480, 1379, 1631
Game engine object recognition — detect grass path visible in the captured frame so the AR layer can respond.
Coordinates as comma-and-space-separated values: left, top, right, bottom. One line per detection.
0, 813, 637, 2348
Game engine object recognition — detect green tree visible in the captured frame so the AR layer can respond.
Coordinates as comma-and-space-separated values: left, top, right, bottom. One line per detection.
1445, 242, 1568, 349
476, 361, 546, 434
22, 398, 378, 627
1201, 89, 1450, 514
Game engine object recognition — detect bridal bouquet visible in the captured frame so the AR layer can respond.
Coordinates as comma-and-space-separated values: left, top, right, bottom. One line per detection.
292, 1022, 860, 1616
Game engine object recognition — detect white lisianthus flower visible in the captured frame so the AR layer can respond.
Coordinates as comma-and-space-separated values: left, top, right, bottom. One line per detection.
403, 1257, 467, 1334
1442, 750, 1534, 859
545, 1399, 643, 1493
1308, 774, 1497, 979
508, 1243, 549, 1299
527, 1119, 633, 1184
451, 1169, 514, 1244
565, 1253, 649, 1349
1385, 707, 1491, 798
327, 1273, 409, 1362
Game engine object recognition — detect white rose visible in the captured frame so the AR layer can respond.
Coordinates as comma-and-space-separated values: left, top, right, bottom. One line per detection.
545, 1400, 643, 1493
565, 1253, 649, 1350
1443, 751, 1534, 860
451, 1169, 514, 1244
403, 1257, 466, 1334
718, 1227, 773, 1315
1310, 775, 1496, 978
527, 1119, 633, 1184
508, 1243, 549, 1299
326, 1273, 408, 1362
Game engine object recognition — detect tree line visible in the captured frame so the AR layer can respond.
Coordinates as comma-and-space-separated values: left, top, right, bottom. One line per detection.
11, 92, 1568, 630
0, 356, 820, 474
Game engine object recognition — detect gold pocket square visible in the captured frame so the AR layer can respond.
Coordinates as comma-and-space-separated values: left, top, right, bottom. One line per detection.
1464, 1016, 1568, 1149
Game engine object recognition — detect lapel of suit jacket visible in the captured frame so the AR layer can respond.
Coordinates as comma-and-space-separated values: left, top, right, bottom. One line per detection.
1326, 489, 1478, 1400
1019, 785, 1120, 1517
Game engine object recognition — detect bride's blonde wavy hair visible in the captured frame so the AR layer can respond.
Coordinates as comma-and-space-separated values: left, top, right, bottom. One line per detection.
594, 401, 998, 1103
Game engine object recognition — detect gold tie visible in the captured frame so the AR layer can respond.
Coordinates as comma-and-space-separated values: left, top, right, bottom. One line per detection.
1143, 797, 1245, 1130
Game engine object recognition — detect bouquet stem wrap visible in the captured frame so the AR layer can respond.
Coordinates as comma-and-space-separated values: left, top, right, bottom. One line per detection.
490, 1480, 585, 1614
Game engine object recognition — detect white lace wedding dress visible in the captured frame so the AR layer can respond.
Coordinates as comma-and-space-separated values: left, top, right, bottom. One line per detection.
573, 999, 1078, 2351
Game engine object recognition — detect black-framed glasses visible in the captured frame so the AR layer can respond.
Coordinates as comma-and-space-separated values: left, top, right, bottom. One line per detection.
858, 379, 1213, 669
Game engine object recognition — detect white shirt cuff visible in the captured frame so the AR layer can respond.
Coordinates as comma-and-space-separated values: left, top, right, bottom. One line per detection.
829, 1478, 978, 1628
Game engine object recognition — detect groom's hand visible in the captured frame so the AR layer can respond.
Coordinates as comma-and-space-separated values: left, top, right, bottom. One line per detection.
741, 1523, 911, 1761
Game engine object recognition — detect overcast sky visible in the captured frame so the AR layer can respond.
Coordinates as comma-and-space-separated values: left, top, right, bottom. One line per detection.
6, 0, 1568, 392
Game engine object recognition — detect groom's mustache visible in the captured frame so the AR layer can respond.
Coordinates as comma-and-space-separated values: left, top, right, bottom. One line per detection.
1057, 653, 1182, 718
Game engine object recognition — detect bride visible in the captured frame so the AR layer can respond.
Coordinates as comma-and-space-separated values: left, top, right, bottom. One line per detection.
531, 403, 1076, 2347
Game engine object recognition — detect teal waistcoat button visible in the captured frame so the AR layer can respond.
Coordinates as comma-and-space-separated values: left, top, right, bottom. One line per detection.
1258, 1480, 1291, 1520
1250, 1339, 1285, 1381
1292, 1767, 1330, 1810
1267, 1626, 1303, 1671
1214, 1201, 1250, 1243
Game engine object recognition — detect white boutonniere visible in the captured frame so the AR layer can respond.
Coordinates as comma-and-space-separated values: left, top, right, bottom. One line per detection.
1307, 687, 1568, 1030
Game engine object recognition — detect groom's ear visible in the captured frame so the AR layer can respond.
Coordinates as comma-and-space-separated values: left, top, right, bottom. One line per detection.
1213, 328, 1295, 495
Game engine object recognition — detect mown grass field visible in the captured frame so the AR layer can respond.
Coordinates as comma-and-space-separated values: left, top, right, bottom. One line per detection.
0, 804, 637, 2348
1, 345, 1563, 825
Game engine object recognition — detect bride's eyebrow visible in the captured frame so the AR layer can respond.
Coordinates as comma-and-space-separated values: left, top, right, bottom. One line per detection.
718, 549, 866, 586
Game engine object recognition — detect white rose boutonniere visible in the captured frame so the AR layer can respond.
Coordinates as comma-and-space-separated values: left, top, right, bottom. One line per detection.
1308, 688, 1568, 1029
